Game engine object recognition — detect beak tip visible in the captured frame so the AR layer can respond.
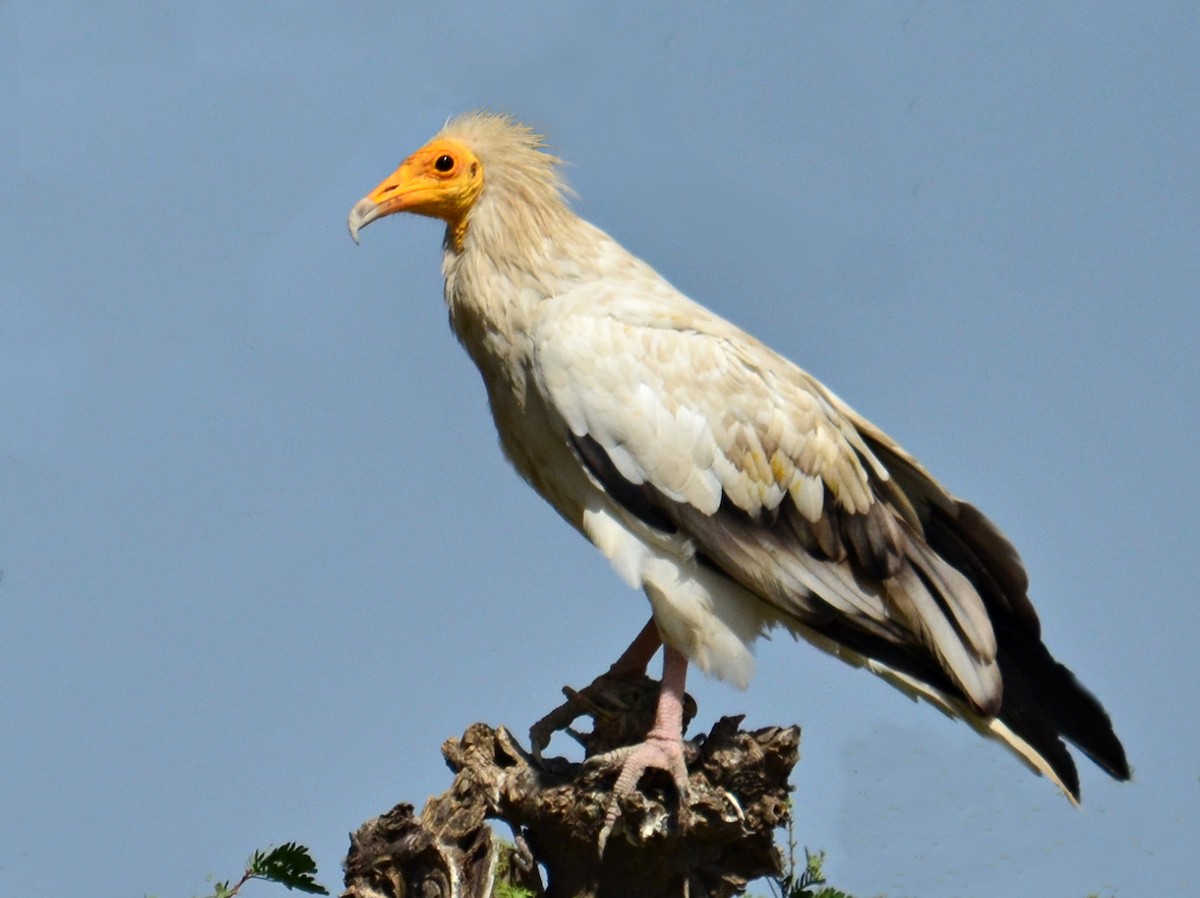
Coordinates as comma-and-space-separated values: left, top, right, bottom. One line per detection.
347, 197, 382, 245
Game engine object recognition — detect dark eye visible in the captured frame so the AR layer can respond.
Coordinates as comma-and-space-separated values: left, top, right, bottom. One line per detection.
434, 154, 455, 173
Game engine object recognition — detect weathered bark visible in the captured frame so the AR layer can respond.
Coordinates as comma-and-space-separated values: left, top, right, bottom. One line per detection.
343, 675, 800, 898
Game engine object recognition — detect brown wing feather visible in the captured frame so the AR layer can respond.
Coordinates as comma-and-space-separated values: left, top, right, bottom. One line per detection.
540, 295, 1127, 794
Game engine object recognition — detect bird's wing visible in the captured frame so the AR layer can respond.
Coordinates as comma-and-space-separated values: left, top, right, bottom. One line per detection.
534, 286, 1002, 714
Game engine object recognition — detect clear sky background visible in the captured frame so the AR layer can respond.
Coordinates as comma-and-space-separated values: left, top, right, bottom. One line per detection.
2, 3, 1197, 897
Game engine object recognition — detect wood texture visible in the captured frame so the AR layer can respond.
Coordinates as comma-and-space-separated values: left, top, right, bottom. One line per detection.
343, 678, 799, 898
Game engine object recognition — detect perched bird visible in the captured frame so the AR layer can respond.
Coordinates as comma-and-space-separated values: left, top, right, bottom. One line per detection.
348, 111, 1129, 808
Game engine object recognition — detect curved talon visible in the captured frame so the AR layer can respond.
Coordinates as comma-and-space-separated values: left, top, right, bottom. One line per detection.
597, 813, 617, 858
593, 730, 690, 856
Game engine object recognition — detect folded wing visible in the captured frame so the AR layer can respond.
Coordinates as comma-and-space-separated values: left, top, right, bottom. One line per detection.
534, 284, 1129, 799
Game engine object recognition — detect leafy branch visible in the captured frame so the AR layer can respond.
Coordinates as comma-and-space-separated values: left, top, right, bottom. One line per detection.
206, 843, 328, 898
767, 848, 852, 898
760, 801, 855, 898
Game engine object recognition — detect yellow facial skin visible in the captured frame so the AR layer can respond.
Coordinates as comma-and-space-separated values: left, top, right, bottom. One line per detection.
348, 138, 484, 251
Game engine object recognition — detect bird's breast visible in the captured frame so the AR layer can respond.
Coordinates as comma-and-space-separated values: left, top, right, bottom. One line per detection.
476, 351, 595, 532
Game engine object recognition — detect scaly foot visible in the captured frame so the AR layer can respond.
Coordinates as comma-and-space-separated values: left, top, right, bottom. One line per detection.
591, 724, 690, 854
591, 645, 692, 854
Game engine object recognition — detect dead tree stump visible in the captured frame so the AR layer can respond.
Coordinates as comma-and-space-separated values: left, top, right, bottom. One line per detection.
342, 675, 800, 898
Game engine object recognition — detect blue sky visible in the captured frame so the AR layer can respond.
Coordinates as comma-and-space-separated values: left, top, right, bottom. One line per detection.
2, 3, 1197, 897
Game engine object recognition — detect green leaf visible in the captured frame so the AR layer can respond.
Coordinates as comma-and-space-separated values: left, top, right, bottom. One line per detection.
247, 843, 329, 895
492, 842, 538, 898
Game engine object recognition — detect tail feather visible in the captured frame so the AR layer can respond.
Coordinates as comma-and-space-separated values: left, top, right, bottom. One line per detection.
801, 614, 1128, 800
997, 632, 1131, 784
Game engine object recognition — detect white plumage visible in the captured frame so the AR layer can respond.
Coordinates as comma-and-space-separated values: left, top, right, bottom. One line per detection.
349, 110, 1129, 805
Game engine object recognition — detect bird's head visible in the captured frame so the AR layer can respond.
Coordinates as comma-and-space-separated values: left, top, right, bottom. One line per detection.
349, 112, 570, 257
348, 137, 484, 249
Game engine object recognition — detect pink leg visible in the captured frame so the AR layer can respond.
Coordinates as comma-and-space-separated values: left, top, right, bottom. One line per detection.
606, 618, 663, 678
598, 644, 691, 852
528, 619, 663, 758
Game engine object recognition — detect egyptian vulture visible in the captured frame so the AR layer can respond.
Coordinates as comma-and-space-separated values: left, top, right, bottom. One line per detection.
348, 110, 1129, 807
